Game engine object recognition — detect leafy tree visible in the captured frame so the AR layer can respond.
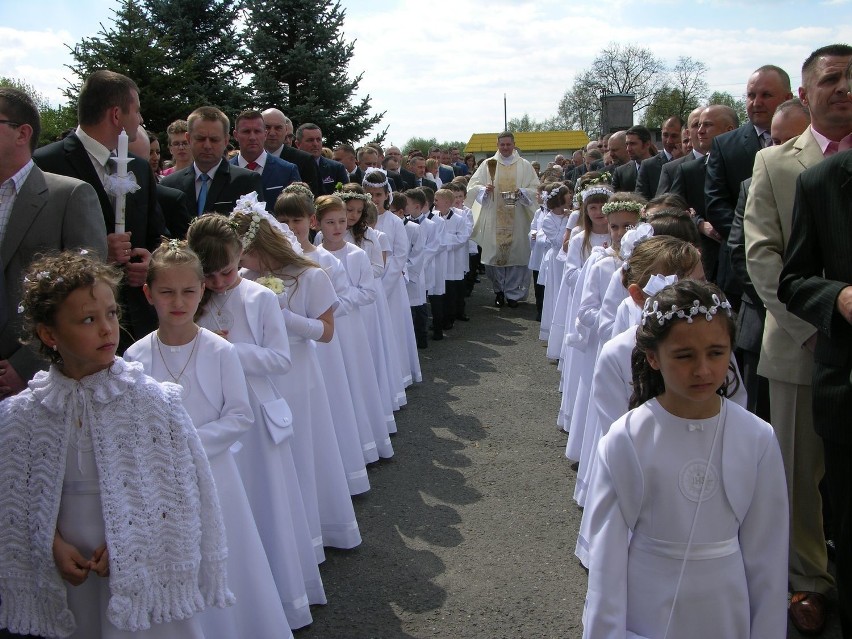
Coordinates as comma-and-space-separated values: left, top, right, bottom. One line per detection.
643, 57, 708, 128
707, 91, 748, 126
145, 0, 247, 120
242, 0, 383, 146
401, 137, 467, 156
0, 77, 77, 146
557, 70, 602, 136
508, 113, 551, 132
64, 0, 188, 134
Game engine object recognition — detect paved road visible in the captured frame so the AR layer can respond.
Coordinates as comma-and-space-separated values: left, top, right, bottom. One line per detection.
296, 283, 841, 639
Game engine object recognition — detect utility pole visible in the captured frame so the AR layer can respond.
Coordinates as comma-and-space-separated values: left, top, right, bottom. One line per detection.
503, 93, 508, 131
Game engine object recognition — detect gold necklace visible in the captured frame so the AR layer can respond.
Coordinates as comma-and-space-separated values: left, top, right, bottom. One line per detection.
155, 328, 200, 384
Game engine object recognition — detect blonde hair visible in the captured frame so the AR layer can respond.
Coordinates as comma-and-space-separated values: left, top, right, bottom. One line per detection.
621, 235, 701, 290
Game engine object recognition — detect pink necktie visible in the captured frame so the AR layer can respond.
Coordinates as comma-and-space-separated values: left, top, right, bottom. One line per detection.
825, 141, 839, 158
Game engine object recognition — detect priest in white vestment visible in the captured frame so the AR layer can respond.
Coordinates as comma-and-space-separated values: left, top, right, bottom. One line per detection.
466, 132, 540, 307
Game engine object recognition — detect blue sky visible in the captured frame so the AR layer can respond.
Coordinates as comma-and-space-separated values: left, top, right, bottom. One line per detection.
1, 0, 850, 146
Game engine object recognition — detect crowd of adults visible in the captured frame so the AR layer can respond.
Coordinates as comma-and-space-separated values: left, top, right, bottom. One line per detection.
1, 41, 852, 637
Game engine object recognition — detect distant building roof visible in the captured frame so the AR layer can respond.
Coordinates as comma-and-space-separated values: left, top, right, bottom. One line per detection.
466, 130, 590, 153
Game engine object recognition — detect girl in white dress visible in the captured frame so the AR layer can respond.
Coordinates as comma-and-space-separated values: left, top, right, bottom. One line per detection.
125, 239, 295, 636
0, 252, 231, 639
363, 169, 422, 386
528, 185, 549, 321
230, 199, 363, 550
582, 280, 787, 639
275, 188, 381, 473
565, 193, 644, 465
537, 183, 572, 342
315, 195, 398, 449
338, 186, 406, 417
186, 214, 326, 619
554, 179, 613, 431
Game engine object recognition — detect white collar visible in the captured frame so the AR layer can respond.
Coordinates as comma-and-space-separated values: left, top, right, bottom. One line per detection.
238, 150, 267, 169
75, 125, 113, 167
194, 159, 221, 180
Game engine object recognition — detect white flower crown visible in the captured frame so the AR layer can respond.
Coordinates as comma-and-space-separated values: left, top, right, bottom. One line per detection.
602, 200, 644, 216
641, 293, 733, 327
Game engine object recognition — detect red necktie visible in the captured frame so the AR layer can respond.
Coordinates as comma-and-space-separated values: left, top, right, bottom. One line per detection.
246, 161, 259, 171
825, 141, 839, 158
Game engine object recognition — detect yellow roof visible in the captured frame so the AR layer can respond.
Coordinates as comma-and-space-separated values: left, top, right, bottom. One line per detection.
466, 131, 590, 153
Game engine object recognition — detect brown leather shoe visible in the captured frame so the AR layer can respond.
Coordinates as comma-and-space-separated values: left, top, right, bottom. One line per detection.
788, 591, 827, 636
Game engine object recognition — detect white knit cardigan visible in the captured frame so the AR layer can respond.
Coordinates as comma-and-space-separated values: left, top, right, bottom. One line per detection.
0, 358, 234, 638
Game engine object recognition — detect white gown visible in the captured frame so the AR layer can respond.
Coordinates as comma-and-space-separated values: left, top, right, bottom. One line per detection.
376, 210, 421, 385
582, 399, 788, 639
59, 428, 204, 639
527, 206, 548, 273
538, 211, 570, 341
197, 278, 326, 621
565, 248, 620, 463
556, 234, 610, 430
329, 241, 396, 456
125, 329, 295, 636
356, 228, 407, 416
257, 265, 363, 550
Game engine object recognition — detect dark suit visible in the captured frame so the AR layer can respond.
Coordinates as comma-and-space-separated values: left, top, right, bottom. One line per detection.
671, 157, 719, 282
230, 154, 300, 214
438, 165, 454, 185
728, 177, 769, 420
160, 160, 264, 217
453, 162, 469, 176
386, 171, 404, 191
635, 152, 668, 199
349, 167, 363, 185
33, 133, 163, 252
779, 150, 852, 633
705, 124, 762, 304
1, 166, 107, 381
314, 156, 350, 195
272, 144, 319, 197
400, 171, 437, 192
611, 160, 638, 192
156, 183, 193, 240
33, 133, 163, 341
655, 152, 702, 196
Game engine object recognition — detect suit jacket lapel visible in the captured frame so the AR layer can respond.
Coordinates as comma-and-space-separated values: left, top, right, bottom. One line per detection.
64, 135, 113, 226
1, 167, 48, 270
795, 127, 825, 172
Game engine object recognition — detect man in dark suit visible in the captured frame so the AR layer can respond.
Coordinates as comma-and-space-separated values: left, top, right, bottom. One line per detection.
294, 122, 349, 195
780, 147, 852, 637
656, 107, 705, 195
671, 105, 737, 282
161, 106, 264, 225
636, 116, 682, 199
0, 87, 107, 397
333, 143, 359, 182
400, 156, 437, 191
450, 147, 468, 176
748, 45, 852, 636
612, 125, 654, 192
602, 130, 628, 175
262, 108, 319, 195
231, 109, 300, 214
705, 65, 793, 303
33, 70, 162, 344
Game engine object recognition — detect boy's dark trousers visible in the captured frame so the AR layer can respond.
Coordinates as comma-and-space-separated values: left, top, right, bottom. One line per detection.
428, 293, 446, 340
411, 303, 428, 348
533, 270, 545, 321
445, 279, 466, 325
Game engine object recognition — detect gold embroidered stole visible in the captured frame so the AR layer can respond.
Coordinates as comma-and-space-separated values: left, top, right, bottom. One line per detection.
494, 162, 518, 266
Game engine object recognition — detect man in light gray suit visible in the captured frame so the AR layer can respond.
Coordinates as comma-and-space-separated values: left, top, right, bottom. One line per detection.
0, 87, 106, 399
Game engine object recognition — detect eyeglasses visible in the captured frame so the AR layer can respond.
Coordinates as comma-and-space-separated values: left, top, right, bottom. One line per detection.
169, 141, 189, 148
0, 120, 21, 128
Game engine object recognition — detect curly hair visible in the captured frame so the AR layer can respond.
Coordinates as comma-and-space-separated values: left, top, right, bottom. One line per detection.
339, 184, 370, 246
21, 251, 123, 365
629, 280, 738, 409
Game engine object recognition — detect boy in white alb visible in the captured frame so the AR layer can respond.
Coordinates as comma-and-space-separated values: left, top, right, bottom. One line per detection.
435, 189, 471, 329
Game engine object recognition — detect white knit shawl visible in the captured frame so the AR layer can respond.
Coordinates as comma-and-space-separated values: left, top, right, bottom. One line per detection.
0, 358, 234, 638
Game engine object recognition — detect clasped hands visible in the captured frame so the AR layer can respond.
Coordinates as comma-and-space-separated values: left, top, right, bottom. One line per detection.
53, 531, 109, 586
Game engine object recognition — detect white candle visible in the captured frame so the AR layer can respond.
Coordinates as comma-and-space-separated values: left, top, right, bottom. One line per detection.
114, 128, 129, 234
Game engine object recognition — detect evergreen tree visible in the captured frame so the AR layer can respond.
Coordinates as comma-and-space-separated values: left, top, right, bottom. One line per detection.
145, 0, 247, 119
65, 0, 189, 134
242, 0, 383, 145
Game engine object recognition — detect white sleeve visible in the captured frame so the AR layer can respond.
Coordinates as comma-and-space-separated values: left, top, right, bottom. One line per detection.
195, 343, 253, 458
231, 291, 292, 377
